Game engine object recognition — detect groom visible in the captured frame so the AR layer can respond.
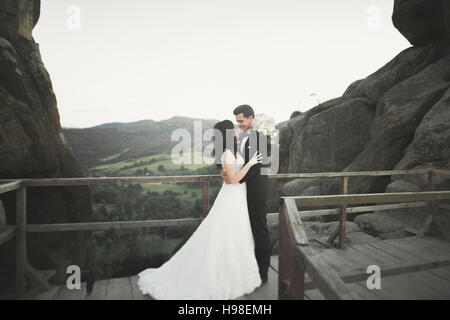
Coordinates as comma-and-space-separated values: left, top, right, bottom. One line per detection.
222, 104, 272, 284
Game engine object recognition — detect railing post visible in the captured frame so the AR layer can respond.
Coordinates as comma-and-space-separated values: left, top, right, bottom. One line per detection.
279, 200, 305, 300
202, 179, 210, 219
16, 187, 27, 297
338, 176, 349, 249
428, 171, 435, 216
290, 251, 305, 300
419, 171, 436, 236
327, 176, 349, 248
278, 204, 289, 299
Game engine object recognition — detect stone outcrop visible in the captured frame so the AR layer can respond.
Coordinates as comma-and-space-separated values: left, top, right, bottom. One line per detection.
280, 0, 450, 194
0, 0, 93, 292
392, 0, 450, 46
278, 0, 450, 239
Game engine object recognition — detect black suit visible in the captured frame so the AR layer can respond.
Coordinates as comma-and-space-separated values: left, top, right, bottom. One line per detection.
238, 130, 271, 279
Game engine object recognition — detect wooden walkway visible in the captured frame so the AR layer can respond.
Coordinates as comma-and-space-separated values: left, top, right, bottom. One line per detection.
17, 236, 450, 300
3, 168, 449, 300
31, 256, 279, 300
304, 236, 450, 300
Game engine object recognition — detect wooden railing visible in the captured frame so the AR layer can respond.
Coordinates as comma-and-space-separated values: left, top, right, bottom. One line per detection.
278, 168, 450, 300
1, 168, 449, 299
0, 173, 275, 297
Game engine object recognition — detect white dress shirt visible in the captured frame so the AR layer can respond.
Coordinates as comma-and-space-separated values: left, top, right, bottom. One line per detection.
240, 135, 249, 154
240, 129, 253, 155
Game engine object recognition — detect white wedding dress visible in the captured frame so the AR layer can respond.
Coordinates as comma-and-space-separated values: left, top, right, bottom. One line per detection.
137, 149, 262, 300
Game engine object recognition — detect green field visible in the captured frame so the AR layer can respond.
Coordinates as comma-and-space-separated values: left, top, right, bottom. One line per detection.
99, 148, 130, 162
141, 183, 203, 205
89, 150, 216, 205
91, 151, 214, 176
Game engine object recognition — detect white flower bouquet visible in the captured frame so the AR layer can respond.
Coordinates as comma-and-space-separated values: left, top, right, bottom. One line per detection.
251, 113, 279, 144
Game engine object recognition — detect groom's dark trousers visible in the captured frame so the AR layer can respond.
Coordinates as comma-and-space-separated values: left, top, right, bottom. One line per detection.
239, 130, 272, 279
247, 198, 271, 278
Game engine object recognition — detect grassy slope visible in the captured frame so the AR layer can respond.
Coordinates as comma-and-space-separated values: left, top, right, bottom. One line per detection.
91, 151, 213, 175
89, 150, 216, 205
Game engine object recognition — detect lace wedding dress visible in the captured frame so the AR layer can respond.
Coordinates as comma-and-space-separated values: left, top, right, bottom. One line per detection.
137, 149, 262, 299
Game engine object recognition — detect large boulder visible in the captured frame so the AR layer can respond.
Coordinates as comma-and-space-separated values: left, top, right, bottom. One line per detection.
281, 178, 321, 197
286, 98, 375, 176
392, 0, 450, 46
278, 97, 376, 197
307, 221, 361, 237
290, 98, 375, 174
394, 87, 450, 171
0, 0, 93, 292
354, 213, 407, 238
277, 119, 292, 174
278, 0, 450, 242
343, 44, 445, 103
326, 53, 450, 195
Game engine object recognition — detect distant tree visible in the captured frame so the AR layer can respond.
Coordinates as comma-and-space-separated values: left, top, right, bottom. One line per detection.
157, 165, 165, 172
191, 199, 201, 217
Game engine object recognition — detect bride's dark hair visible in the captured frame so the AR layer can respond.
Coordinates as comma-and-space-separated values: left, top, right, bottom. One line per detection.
211, 120, 237, 168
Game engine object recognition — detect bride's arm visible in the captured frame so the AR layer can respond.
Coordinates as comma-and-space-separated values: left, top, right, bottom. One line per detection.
222, 152, 262, 184
221, 170, 232, 184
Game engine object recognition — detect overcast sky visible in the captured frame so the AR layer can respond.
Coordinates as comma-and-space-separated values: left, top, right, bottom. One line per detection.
33, 0, 410, 128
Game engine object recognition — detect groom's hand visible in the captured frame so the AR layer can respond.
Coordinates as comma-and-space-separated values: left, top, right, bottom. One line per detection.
221, 170, 232, 184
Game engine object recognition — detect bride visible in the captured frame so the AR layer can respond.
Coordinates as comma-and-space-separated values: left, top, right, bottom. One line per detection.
137, 120, 263, 300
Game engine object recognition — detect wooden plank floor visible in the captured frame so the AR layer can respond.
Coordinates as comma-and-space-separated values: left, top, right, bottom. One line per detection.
237, 256, 278, 300
305, 236, 450, 300
32, 256, 280, 300
29, 236, 450, 300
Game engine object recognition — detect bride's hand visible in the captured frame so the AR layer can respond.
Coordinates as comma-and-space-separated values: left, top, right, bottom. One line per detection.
248, 152, 263, 167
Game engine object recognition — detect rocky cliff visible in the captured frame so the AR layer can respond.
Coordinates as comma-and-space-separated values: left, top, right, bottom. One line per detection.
279, 0, 450, 239
0, 0, 93, 292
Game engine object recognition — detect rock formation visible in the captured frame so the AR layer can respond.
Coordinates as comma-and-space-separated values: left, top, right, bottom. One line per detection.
392, 0, 450, 46
279, 0, 450, 239
0, 0, 93, 293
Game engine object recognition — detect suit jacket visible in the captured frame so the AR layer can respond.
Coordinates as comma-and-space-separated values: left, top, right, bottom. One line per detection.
238, 130, 271, 203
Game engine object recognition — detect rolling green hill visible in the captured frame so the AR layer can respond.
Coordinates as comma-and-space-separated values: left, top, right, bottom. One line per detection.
62, 116, 219, 172
91, 151, 214, 177
63, 116, 223, 224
